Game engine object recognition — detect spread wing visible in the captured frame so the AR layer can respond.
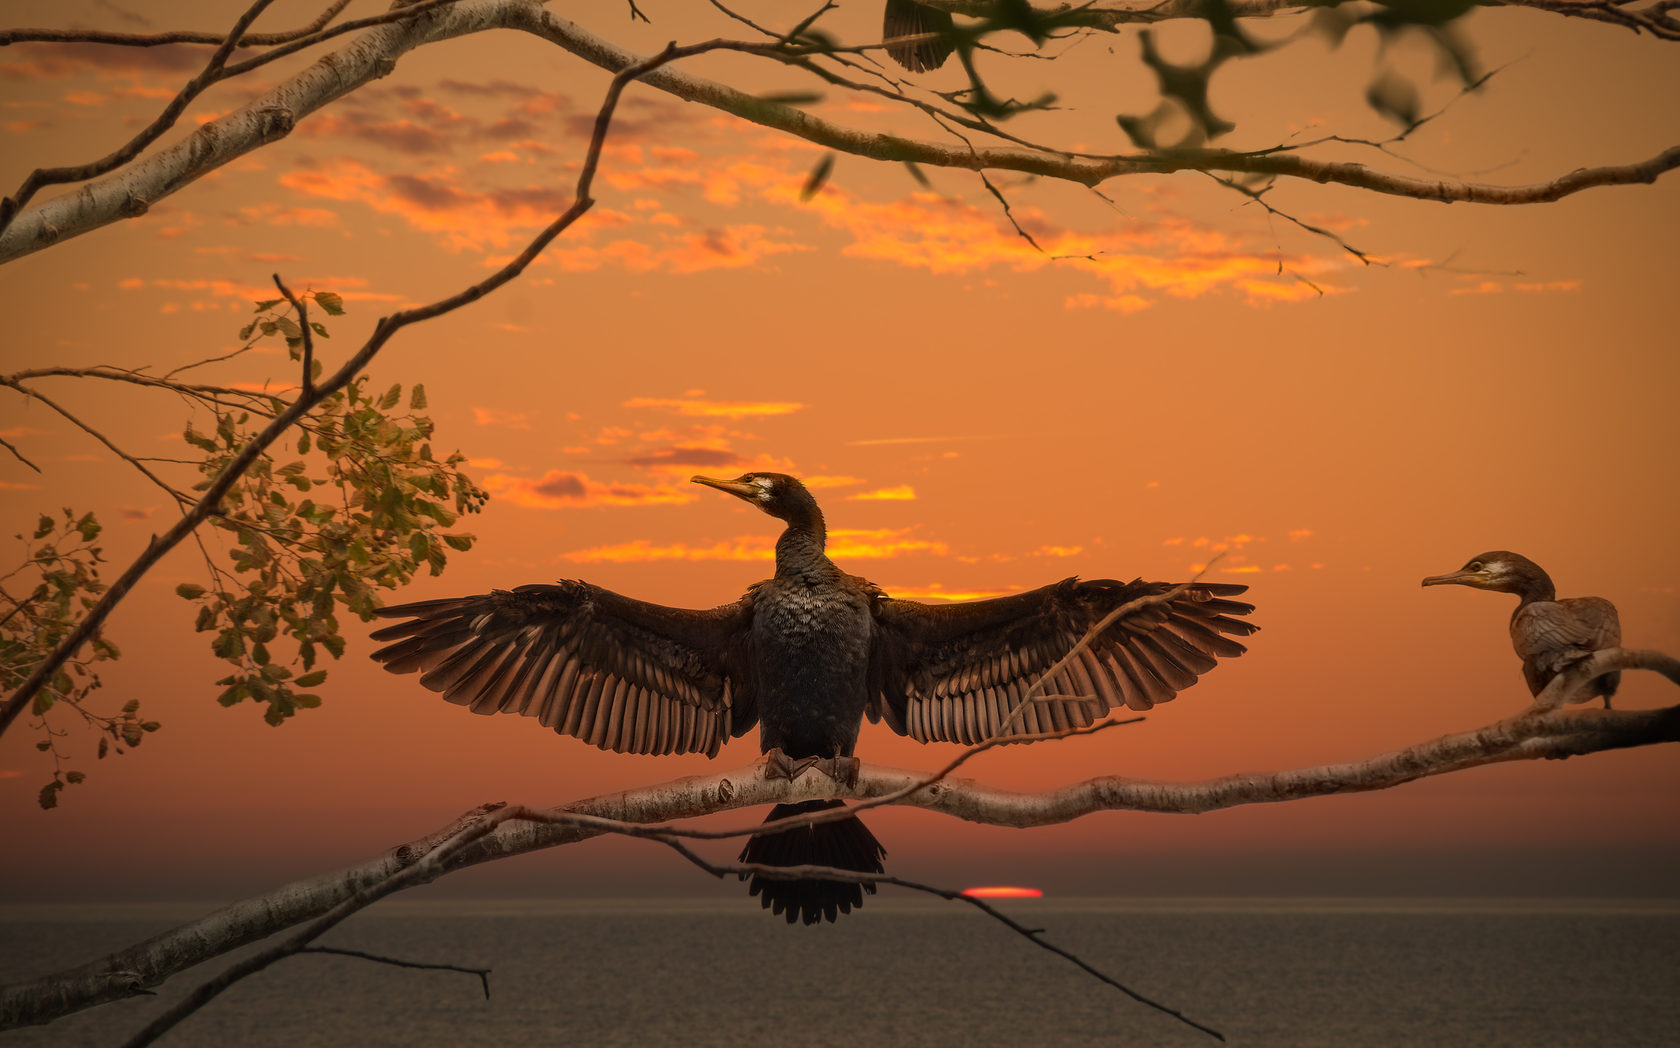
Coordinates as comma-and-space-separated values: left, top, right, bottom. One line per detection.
369, 581, 756, 757
868, 578, 1256, 745
1512, 596, 1621, 690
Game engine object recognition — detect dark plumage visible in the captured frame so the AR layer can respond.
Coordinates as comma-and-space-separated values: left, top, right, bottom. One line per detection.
371, 472, 1257, 923
883, 0, 955, 72
1422, 550, 1622, 707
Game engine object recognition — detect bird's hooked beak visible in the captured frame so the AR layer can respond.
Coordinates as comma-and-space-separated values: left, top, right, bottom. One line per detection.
692, 474, 758, 503
1421, 567, 1488, 589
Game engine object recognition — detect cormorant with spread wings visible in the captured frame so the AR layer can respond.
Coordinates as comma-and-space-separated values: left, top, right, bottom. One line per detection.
371, 473, 1257, 924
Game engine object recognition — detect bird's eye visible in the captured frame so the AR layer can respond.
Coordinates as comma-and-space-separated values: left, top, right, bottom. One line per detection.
1469, 561, 1483, 571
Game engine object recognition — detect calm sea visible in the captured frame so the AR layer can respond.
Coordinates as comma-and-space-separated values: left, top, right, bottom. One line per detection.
2, 898, 1676, 1047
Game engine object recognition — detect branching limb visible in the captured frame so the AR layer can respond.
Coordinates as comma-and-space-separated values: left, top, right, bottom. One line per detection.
0, 1, 352, 47
3, 0, 1676, 265
296, 947, 490, 999
0, 28, 744, 740
0, 378, 194, 504
656, 839, 1225, 1041
6, 646, 1673, 1029
116, 802, 511, 1048
272, 275, 314, 398
0, 0, 283, 239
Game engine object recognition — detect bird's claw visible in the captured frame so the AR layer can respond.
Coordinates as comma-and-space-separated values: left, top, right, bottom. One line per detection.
762, 749, 861, 786
764, 748, 821, 781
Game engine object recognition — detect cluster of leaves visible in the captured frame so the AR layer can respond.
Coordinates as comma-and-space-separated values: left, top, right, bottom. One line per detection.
178, 293, 487, 727
1, 511, 157, 808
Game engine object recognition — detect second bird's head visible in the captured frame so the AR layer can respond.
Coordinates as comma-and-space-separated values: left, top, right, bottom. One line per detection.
692, 472, 819, 524
1420, 550, 1544, 593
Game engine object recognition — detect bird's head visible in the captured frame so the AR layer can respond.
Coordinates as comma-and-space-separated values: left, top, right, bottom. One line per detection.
1421, 551, 1545, 594
692, 472, 819, 526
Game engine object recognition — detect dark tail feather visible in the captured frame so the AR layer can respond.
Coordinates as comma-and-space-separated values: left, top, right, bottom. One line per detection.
739, 801, 886, 925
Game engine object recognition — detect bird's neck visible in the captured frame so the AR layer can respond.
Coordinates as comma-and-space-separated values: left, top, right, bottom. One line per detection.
774, 508, 828, 577
1508, 570, 1556, 605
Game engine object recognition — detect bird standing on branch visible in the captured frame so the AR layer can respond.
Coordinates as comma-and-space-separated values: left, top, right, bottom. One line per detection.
371, 472, 1256, 923
1422, 550, 1622, 707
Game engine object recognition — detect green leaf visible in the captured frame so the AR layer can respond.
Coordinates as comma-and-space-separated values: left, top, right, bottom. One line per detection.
65, 771, 85, 784
313, 291, 345, 315
294, 694, 322, 709
378, 384, 402, 411
441, 532, 476, 552
409, 384, 427, 411
38, 783, 60, 810
176, 583, 207, 600
34, 514, 54, 539
295, 670, 328, 688
252, 298, 283, 312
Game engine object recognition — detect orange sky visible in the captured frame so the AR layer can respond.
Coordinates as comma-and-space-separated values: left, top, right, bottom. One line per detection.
1, 0, 1677, 903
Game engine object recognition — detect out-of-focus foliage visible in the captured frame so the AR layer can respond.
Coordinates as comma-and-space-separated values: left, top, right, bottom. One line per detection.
1, 510, 157, 808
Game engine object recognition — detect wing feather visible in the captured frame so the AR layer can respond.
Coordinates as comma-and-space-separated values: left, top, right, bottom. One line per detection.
869, 577, 1253, 741
371, 581, 752, 757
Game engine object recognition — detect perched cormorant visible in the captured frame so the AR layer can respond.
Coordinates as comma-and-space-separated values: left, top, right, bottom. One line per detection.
883, 0, 955, 72
371, 473, 1257, 923
1422, 551, 1621, 707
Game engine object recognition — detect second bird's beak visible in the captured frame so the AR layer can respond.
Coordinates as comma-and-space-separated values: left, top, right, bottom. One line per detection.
692, 475, 757, 501
1421, 568, 1483, 588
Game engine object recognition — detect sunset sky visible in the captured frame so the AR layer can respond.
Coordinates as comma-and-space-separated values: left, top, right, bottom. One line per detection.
1, 0, 1676, 905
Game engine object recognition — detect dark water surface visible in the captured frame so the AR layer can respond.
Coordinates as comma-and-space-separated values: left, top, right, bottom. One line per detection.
3, 898, 1676, 1047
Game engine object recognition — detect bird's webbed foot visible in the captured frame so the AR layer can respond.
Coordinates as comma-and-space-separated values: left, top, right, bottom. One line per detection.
764, 748, 823, 781
812, 755, 862, 788
762, 750, 862, 786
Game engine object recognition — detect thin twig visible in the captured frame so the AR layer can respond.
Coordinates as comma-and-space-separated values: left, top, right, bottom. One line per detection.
656, 838, 1227, 1040
0, 0, 282, 239
271, 274, 314, 398
0, 1, 351, 47
0, 379, 192, 504
0, 436, 40, 472
296, 947, 490, 999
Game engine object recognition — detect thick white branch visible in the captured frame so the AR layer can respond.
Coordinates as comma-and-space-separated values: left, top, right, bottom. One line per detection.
4, 647, 1674, 1030
3, 0, 1676, 265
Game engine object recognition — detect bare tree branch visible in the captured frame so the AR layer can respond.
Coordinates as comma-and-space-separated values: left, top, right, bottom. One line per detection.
2, 0, 1675, 265
5, 646, 1674, 1030
0, 0, 352, 47
295, 947, 490, 998
0, 30, 757, 740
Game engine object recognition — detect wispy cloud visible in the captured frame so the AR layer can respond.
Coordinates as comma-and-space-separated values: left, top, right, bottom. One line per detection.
877, 584, 1017, 602
472, 407, 531, 430
623, 396, 806, 420
484, 470, 691, 510
847, 485, 916, 501
561, 527, 948, 563
844, 435, 1001, 446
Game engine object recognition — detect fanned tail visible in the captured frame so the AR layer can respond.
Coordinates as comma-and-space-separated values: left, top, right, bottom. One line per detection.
739, 801, 887, 925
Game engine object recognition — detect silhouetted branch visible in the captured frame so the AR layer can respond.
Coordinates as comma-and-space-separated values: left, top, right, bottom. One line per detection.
3, 0, 1676, 264
0, 30, 743, 741
656, 839, 1226, 1041
6, 646, 1673, 1029
297, 947, 491, 999
0, 0, 352, 47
